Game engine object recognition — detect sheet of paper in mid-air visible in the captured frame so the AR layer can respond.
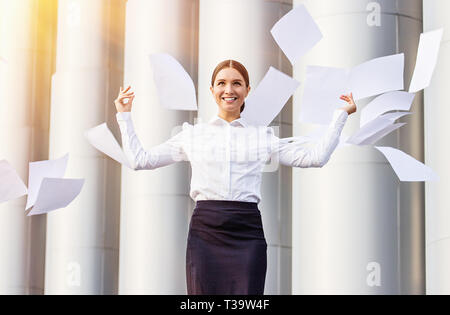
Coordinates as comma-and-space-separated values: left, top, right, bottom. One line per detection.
348, 53, 404, 100
375, 146, 438, 182
299, 65, 348, 125
299, 54, 404, 125
27, 178, 84, 216
25, 154, 69, 210
85, 122, 132, 169
149, 53, 197, 111
359, 91, 415, 127
358, 123, 406, 145
346, 116, 395, 145
242, 66, 300, 126
0, 160, 27, 204
270, 4, 323, 65
409, 28, 444, 93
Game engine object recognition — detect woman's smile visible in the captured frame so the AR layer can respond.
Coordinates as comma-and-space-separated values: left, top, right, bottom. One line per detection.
222, 96, 238, 104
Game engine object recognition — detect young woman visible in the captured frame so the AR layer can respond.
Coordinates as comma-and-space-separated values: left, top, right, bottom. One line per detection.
114, 60, 357, 295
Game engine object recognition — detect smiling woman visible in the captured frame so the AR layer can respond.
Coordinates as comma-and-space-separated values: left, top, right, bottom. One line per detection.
210, 60, 251, 121
114, 58, 356, 295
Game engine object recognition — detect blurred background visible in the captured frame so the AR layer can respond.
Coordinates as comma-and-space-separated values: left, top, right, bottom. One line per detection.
0, 0, 449, 295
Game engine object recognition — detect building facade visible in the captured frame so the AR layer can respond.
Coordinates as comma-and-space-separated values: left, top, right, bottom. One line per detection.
0, 0, 448, 294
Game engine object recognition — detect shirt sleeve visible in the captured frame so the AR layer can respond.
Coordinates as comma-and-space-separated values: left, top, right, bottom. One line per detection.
270, 109, 348, 168
116, 112, 188, 170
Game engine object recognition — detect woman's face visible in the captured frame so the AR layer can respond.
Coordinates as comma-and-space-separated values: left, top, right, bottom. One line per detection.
210, 67, 250, 114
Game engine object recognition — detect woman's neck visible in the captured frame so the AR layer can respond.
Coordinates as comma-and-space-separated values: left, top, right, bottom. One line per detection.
218, 111, 240, 123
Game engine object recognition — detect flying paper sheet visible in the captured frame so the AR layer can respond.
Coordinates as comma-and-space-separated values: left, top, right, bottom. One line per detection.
348, 54, 404, 100
26, 154, 69, 210
375, 146, 438, 182
149, 53, 197, 111
85, 123, 132, 169
300, 54, 404, 125
27, 178, 84, 216
409, 28, 443, 93
242, 67, 300, 126
299, 66, 348, 125
346, 116, 394, 145
378, 111, 411, 122
270, 4, 323, 65
0, 160, 27, 204
358, 122, 406, 145
360, 91, 415, 127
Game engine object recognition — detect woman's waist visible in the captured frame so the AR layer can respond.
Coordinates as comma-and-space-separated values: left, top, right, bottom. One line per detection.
190, 200, 264, 238
194, 199, 259, 211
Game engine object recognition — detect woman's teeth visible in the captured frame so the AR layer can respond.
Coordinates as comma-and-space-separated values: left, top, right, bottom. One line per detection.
223, 97, 237, 101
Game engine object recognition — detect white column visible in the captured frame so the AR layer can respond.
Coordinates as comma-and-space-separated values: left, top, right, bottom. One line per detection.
45, 0, 125, 294
423, 0, 450, 295
118, 0, 198, 294
198, 0, 293, 294
0, 0, 57, 294
292, 0, 423, 294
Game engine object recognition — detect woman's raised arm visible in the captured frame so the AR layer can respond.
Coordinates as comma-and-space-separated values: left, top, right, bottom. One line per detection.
115, 86, 187, 170
270, 93, 356, 168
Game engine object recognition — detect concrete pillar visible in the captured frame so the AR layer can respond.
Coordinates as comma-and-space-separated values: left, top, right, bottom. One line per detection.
292, 0, 423, 294
118, 0, 198, 294
45, 0, 125, 294
198, 0, 293, 294
0, 0, 57, 294
423, 0, 450, 295
397, 1, 425, 295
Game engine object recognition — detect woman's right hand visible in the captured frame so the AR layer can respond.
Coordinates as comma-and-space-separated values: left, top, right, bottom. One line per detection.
114, 86, 135, 112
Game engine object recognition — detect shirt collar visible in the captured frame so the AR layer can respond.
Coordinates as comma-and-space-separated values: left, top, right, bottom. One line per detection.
208, 115, 248, 128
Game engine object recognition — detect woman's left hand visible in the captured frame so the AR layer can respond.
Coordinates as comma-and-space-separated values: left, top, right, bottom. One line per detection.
339, 92, 357, 115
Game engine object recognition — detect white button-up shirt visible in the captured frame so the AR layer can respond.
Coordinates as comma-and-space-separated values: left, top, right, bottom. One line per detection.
116, 109, 348, 203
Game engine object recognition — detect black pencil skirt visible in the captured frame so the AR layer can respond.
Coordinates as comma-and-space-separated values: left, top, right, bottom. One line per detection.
186, 200, 267, 295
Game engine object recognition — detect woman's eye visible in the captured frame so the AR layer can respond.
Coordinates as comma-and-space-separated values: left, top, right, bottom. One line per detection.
217, 82, 224, 85
234, 82, 241, 86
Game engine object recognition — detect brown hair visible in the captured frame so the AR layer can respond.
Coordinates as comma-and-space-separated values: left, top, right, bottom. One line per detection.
211, 60, 249, 113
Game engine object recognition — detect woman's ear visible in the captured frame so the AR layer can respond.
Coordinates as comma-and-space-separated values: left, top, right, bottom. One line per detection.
210, 86, 214, 94
246, 85, 251, 97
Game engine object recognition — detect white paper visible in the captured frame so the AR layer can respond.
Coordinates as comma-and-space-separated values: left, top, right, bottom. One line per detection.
85, 123, 132, 169
348, 53, 404, 100
299, 54, 405, 125
360, 91, 415, 127
27, 178, 84, 216
378, 111, 411, 122
409, 28, 444, 93
359, 122, 406, 145
0, 160, 27, 204
346, 116, 393, 145
26, 154, 69, 210
149, 53, 197, 110
270, 4, 322, 65
299, 65, 348, 125
375, 146, 438, 182
242, 67, 300, 126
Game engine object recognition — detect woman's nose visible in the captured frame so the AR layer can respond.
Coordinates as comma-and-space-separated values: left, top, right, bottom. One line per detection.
225, 84, 233, 93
